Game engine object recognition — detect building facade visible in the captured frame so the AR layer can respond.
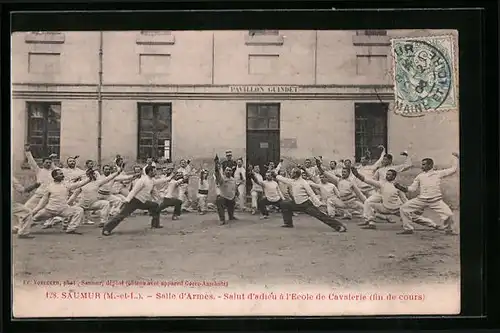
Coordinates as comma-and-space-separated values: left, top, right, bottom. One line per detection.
11, 29, 459, 170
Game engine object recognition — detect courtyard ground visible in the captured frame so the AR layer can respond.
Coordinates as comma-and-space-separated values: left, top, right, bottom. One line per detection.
12, 209, 460, 289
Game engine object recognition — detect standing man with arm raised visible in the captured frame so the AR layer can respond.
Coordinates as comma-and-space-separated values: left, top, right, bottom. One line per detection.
214, 155, 238, 225
23, 144, 57, 210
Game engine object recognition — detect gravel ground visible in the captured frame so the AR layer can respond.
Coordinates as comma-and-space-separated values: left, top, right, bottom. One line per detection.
12, 209, 460, 288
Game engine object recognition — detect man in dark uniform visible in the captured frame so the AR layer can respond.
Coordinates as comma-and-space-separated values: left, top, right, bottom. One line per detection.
221, 150, 238, 177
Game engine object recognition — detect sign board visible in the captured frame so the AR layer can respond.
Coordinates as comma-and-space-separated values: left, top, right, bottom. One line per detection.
260, 142, 269, 148
230, 86, 300, 93
280, 138, 297, 149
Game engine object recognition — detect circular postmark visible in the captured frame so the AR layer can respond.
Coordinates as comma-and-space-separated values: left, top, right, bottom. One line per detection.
393, 40, 453, 114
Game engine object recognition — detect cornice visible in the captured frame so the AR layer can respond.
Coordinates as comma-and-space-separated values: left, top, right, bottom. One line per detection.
12, 83, 394, 101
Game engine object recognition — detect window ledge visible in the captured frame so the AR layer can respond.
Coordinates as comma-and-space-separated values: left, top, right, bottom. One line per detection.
25, 32, 65, 44
352, 35, 391, 46
245, 34, 284, 46
136, 34, 176, 45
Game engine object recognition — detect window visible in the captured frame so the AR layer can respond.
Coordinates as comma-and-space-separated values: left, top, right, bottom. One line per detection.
354, 103, 388, 162
249, 30, 279, 36
138, 103, 172, 162
248, 54, 279, 75
356, 30, 387, 36
26, 102, 61, 159
28, 53, 61, 74
247, 103, 280, 130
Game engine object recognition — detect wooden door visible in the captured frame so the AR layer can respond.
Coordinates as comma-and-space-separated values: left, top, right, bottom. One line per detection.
246, 103, 281, 193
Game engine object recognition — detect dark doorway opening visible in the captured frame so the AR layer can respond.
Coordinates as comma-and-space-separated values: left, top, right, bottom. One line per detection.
246, 103, 280, 194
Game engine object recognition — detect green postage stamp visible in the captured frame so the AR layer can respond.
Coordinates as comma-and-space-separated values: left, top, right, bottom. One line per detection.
391, 35, 458, 116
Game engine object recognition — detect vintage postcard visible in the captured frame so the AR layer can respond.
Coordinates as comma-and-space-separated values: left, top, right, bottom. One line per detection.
11, 29, 460, 318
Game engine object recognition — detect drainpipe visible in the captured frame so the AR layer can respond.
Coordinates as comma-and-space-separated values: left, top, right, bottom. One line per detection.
97, 31, 103, 166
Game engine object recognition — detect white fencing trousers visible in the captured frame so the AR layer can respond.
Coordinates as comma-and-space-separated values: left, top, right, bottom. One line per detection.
25, 190, 62, 227
365, 192, 383, 205
399, 197, 450, 231
179, 184, 191, 210
325, 196, 344, 217
79, 200, 111, 225
237, 184, 246, 209
98, 193, 125, 215
197, 193, 208, 212
251, 190, 263, 209
33, 206, 84, 233
24, 192, 45, 210
342, 197, 364, 214
364, 202, 400, 226
12, 203, 34, 236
